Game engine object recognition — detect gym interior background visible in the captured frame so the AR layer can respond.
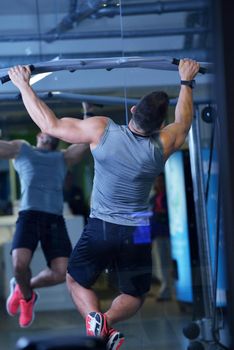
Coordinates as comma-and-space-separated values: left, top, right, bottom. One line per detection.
0, 0, 234, 349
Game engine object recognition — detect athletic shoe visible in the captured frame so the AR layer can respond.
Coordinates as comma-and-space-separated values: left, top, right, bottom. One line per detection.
106, 328, 125, 350
19, 291, 38, 328
86, 312, 109, 338
6, 277, 22, 316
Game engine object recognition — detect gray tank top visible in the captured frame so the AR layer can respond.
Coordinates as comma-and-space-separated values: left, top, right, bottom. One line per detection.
13, 143, 67, 215
90, 119, 165, 226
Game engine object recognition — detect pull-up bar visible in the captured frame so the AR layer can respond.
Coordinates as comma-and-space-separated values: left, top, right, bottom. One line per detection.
0, 91, 212, 107
0, 56, 212, 84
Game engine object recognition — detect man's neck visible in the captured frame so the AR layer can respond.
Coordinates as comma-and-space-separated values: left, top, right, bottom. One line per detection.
128, 119, 148, 136
36, 144, 53, 151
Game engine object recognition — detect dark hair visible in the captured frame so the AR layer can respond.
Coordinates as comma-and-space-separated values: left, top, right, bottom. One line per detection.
132, 91, 169, 134
47, 135, 60, 150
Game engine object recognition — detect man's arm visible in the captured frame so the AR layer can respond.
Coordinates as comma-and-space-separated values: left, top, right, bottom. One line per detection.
63, 101, 93, 166
0, 140, 24, 159
8, 66, 109, 148
63, 144, 90, 166
159, 59, 200, 160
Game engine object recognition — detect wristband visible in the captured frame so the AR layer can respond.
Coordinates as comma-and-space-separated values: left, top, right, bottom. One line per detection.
180, 80, 196, 89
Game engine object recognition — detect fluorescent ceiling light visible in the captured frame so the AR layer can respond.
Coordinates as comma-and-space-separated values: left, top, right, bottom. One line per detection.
30, 71, 52, 85
30, 56, 59, 85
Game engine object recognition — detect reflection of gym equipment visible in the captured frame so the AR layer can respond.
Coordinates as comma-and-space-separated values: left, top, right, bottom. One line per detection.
165, 149, 202, 309
0, 91, 212, 110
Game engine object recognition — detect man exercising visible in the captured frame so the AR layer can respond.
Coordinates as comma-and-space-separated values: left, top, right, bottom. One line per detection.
0, 130, 88, 328
8, 58, 199, 348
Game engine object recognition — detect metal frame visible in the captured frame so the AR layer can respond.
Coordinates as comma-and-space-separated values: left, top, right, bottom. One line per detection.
0, 56, 213, 84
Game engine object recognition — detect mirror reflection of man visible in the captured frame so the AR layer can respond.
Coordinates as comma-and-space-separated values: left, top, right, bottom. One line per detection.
0, 131, 88, 328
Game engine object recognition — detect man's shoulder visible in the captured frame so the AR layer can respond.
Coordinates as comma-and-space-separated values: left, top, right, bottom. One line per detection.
12, 140, 31, 155
12, 139, 30, 147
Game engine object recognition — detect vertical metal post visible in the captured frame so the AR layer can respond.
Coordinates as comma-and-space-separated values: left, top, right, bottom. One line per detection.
213, 0, 234, 345
188, 110, 214, 319
9, 160, 17, 205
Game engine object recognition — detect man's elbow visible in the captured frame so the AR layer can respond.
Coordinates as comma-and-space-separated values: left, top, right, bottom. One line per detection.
40, 122, 60, 138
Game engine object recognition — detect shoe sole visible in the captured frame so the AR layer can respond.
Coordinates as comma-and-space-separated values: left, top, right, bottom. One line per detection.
6, 277, 18, 317
107, 333, 125, 350
19, 292, 39, 328
86, 312, 106, 337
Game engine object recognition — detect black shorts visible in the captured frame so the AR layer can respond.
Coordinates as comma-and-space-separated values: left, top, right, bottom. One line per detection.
67, 218, 152, 297
12, 210, 72, 266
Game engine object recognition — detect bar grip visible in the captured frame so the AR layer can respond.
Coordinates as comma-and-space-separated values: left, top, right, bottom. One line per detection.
0, 64, 35, 84
172, 58, 206, 74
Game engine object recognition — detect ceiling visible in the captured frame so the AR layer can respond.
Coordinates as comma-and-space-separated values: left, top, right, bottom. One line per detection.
0, 0, 213, 136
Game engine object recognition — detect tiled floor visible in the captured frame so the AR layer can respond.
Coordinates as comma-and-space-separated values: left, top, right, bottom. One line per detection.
0, 284, 193, 350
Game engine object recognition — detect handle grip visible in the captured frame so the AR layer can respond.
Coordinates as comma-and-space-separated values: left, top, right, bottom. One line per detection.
0, 64, 35, 84
172, 58, 206, 74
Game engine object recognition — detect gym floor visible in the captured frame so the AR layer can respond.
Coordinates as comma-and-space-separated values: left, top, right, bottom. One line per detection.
0, 283, 192, 350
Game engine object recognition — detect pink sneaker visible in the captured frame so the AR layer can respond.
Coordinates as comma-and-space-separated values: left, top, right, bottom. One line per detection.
19, 291, 38, 328
86, 312, 109, 338
6, 277, 22, 316
106, 328, 125, 350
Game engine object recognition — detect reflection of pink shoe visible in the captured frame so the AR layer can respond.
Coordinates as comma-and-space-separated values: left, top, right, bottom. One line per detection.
19, 291, 38, 328
6, 278, 22, 316
107, 328, 125, 350
86, 312, 109, 338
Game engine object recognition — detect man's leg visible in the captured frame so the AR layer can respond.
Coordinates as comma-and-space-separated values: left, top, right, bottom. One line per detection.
66, 272, 143, 325
66, 273, 100, 318
66, 219, 146, 349
12, 247, 33, 299
7, 247, 33, 316
157, 237, 173, 300
151, 239, 163, 283
66, 273, 140, 350
8, 247, 38, 328
31, 257, 68, 288
105, 293, 144, 326
32, 212, 72, 289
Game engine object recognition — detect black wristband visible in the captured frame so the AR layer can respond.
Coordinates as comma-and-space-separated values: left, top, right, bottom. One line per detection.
181, 80, 196, 89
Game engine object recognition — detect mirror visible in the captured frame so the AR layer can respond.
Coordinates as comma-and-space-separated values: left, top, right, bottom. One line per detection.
0, 1, 229, 350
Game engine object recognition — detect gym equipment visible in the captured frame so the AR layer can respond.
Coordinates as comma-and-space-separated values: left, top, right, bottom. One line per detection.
16, 334, 105, 350
0, 56, 212, 84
